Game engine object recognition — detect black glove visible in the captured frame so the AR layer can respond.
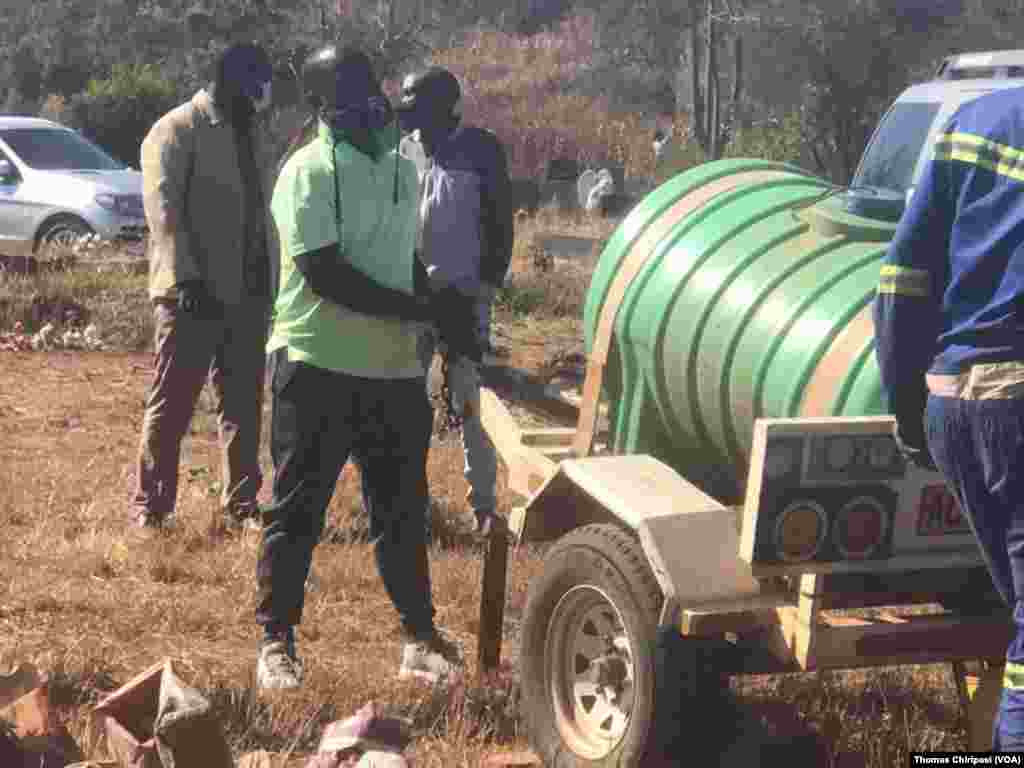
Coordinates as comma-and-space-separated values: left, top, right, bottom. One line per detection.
175, 280, 212, 317
429, 284, 483, 363
892, 408, 937, 472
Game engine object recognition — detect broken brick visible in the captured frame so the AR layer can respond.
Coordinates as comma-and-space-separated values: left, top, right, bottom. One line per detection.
481, 750, 543, 768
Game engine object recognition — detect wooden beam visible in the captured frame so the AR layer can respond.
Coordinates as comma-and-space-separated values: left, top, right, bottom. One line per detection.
748, 549, 987, 579
793, 574, 822, 669
849, 616, 1014, 663
481, 365, 581, 425
681, 592, 796, 636
520, 428, 577, 446
776, 608, 1015, 672
477, 523, 511, 677
479, 387, 558, 500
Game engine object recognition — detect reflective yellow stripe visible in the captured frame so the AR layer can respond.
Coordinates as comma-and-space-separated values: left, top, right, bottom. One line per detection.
937, 131, 1024, 161
878, 265, 930, 297
1004, 661, 1024, 689
935, 131, 1024, 183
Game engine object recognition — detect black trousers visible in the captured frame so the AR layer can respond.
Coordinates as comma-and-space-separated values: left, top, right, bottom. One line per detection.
255, 348, 437, 638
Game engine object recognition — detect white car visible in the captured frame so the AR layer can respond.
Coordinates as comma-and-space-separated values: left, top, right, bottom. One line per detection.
0, 116, 147, 259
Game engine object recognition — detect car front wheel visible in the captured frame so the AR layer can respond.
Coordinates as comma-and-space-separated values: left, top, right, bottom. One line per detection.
37, 217, 93, 263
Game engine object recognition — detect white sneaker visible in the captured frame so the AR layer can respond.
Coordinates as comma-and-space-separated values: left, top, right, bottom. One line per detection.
473, 509, 508, 538
257, 640, 303, 690
134, 510, 175, 536
398, 630, 465, 684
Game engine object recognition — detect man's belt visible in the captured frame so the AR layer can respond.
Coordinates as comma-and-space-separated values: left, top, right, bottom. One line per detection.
926, 361, 1024, 399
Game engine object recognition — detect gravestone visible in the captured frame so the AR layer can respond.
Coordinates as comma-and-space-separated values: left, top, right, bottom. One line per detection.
543, 157, 581, 210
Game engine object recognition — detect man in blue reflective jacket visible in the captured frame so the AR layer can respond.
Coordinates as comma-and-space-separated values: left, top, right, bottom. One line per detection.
874, 86, 1024, 751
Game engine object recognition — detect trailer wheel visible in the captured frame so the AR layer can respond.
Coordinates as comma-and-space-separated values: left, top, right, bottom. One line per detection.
520, 523, 665, 767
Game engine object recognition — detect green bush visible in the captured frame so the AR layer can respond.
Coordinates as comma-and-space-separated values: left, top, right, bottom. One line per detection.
652, 139, 704, 186
496, 280, 548, 318
725, 111, 804, 166
69, 63, 179, 168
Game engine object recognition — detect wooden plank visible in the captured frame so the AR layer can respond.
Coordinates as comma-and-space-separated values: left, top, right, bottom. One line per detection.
820, 615, 874, 628
748, 549, 987, 579
681, 592, 796, 636
479, 387, 557, 500
535, 447, 575, 462
554, 387, 609, 418
875, 611, 909, 624
793, 574, 822, 669
520, 428, 577, 446
572, 366, 606, 457
745, 612, 1016, 674
767, 604, 1015, 672
479, 387, 524, 463
823, 614, 1015, 669
818, 566, 1000, 610
481, 366, 581, 425
477, 523, 511, 677
558, 389, 583, 408
682, 608, 782, 637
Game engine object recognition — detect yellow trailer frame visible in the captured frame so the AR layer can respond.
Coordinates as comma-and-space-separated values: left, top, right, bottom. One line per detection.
478, 381, 1011, 749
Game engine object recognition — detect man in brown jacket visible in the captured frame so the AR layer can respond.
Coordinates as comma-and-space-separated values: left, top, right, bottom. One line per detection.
132, 42, 276, 531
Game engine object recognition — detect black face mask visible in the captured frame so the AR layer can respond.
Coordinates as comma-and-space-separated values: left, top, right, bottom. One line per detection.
397, 105, 424, 136
399, 105, 457, 154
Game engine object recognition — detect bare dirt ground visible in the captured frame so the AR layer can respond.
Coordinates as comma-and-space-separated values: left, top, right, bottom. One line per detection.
0, 218, 977, 764
0, 347, 547, 765
0, 338, 972, 766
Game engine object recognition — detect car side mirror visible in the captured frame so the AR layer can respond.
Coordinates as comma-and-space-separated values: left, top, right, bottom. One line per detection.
0, 159, 16, 182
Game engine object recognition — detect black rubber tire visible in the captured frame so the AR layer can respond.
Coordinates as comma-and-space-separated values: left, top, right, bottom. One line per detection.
36, 216, 93, 253
519, 523, 664, 767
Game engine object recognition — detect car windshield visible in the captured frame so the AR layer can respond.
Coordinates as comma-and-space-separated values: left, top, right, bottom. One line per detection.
0, 128, 124, 171
853, 101, 941, 194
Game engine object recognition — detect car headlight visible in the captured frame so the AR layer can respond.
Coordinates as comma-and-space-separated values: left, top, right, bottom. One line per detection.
95, 193, 118, 211
94, 193, 144, 217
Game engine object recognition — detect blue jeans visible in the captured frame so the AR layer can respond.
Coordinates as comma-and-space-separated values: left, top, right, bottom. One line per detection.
256, 349, 437, 639
926, 394, 1024, 751
476, 284, 497, 349
419, 324, 498, 514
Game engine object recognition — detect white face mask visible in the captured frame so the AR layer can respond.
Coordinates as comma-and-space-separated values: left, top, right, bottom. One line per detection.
252, 81, 272, 113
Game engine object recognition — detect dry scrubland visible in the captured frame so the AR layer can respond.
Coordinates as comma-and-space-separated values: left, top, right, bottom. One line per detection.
0, 212, 977, 766
0, 19, 982, 767
380, 17, 688, 180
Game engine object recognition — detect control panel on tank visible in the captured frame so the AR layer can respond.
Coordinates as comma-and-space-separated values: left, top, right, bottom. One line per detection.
738, 416, 983, 578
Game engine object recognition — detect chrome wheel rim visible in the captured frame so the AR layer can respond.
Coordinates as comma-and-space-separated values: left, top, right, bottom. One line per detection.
545, 585, 635, 759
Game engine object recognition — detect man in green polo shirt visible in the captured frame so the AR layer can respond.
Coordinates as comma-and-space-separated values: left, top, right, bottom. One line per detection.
255, 45, 463, 691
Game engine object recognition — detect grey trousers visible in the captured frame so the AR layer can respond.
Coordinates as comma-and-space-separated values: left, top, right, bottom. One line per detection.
132, 299, 268, 520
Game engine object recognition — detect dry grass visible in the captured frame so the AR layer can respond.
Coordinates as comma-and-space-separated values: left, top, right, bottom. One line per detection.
0, 19, 983, 761
0, 200, 982, 765
0, 280, 979, 767
0, 267, 152, 349
0, 348, 549, 765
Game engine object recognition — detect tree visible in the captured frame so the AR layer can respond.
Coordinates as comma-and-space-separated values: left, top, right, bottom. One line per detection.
583, 0, 759, 160
794, 0, 961, 183
70, 63, 178, 167
686, 0, 751, 160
